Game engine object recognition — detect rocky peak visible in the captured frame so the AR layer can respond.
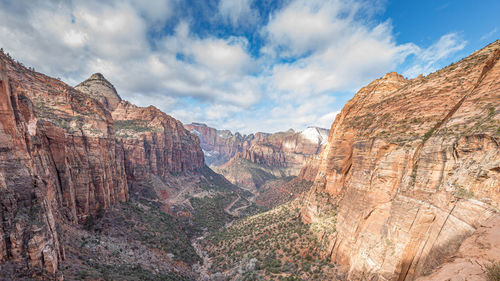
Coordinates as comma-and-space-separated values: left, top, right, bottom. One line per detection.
382, 71, 406, 81
89, 72, 106, 80
75, 73, 122, 111
300, 126, 329, 145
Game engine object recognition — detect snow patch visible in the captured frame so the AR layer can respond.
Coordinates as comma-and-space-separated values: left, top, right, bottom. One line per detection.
300, 127, 329, 145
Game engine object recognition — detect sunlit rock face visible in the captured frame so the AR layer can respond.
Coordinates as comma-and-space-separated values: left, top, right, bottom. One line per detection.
301, 41, 500, 280
185, 122, 329, 191
75, 73, 122, 111
209, 127, 329, 190
112, 101, 205, 181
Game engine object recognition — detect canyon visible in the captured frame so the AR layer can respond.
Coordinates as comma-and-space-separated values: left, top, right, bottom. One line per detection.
199, 41, 500, 281
0, 40, 499, 281
0, 51, 250, 280
186, 123, 329, 207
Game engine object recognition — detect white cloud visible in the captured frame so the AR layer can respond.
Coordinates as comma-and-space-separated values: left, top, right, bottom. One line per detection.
129, 0, 172, 24
403, 33, 467, 77
218, 0, 258, 27
0, 0, 470, 134
264, 0, 418, 98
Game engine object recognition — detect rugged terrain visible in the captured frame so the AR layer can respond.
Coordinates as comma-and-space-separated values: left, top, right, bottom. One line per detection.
212, 127, 328, 200
186, 123, 329, 208
199, 41, 500, 281
184, 123, 255, 166
301, 41, 500, 280
0, 51, 255, 280
2, 37, 499, 281
201, 200, 343, 280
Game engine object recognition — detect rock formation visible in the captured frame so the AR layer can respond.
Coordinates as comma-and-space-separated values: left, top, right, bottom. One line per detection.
416, 215, 500, 281
0, 52, 204, 276
214, 127, 329, 190
75, 73, 122, 111
0, 52, 128, 276
113, 102, 204, 180
301, 41, 500, 280
184, 122, 255, 166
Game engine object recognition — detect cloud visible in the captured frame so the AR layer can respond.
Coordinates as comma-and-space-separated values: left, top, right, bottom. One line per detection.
480, 27, 498, 42
218, 0, 258, 27
403, 33, 467, 77
0, 0, 472, 134
263, 0, 417, 99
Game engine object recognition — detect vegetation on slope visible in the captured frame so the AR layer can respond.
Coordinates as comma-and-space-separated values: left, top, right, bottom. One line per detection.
60, 183, 199, 280
201, 201, 343, 280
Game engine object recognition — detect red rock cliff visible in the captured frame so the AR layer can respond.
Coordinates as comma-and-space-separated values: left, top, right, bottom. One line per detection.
184, 123, 253, 166
0, 52, 128, 275
301, 41, 500, 280
0, 55, 205, 276
112, 101, 205, 181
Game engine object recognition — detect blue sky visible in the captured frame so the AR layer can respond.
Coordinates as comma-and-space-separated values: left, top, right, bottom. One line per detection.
0, 0, 498, 133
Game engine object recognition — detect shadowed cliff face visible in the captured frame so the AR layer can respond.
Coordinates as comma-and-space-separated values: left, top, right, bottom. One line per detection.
0, 52, 128, 275
301, 41, 500, 280
184, 123, 254, 166
0, 52, 205, 276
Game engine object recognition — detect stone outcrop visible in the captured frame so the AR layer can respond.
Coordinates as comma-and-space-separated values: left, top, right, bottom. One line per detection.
215, 127, 329, 190
185, 123, 329, 172
416, 215, 500, 281
112, 101, 205, 181
0, 52, 128, 275
301, 41, 500, 280
0, 52, 205, 276
237, 128, 328, 172
184, 122, 255, 166
75, 73, 122, 111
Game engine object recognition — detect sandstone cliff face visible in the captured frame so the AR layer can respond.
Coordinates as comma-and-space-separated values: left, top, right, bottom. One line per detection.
416, 215, 500, 281
75, 73, 122, 111
184, 122, 254, 166
0, 52, 129, 275
215, 127, 329, 190
301, 41, 500, 280
238, 128, 328, 172
0, 55, 205, 276
112, 101, 205, 181
0, 57, 63, 275
76, 73, 205, 180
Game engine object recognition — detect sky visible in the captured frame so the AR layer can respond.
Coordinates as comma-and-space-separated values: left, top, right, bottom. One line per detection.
0, 0, 498, 134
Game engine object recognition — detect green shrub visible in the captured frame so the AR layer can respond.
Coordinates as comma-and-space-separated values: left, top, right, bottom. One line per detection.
486, 261, 500, 281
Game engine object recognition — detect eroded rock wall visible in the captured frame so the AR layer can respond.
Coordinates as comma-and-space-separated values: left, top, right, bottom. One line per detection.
184, 123, 252, 166
301, 41, 500, 280
113, 101, 205, 181
0, 52, 205, 276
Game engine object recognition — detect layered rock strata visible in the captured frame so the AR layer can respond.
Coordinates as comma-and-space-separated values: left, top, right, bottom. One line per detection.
184, 122, 255, 166
301, 41, 500, 280
0, 52, 204, 276
215, 127, 329, 190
